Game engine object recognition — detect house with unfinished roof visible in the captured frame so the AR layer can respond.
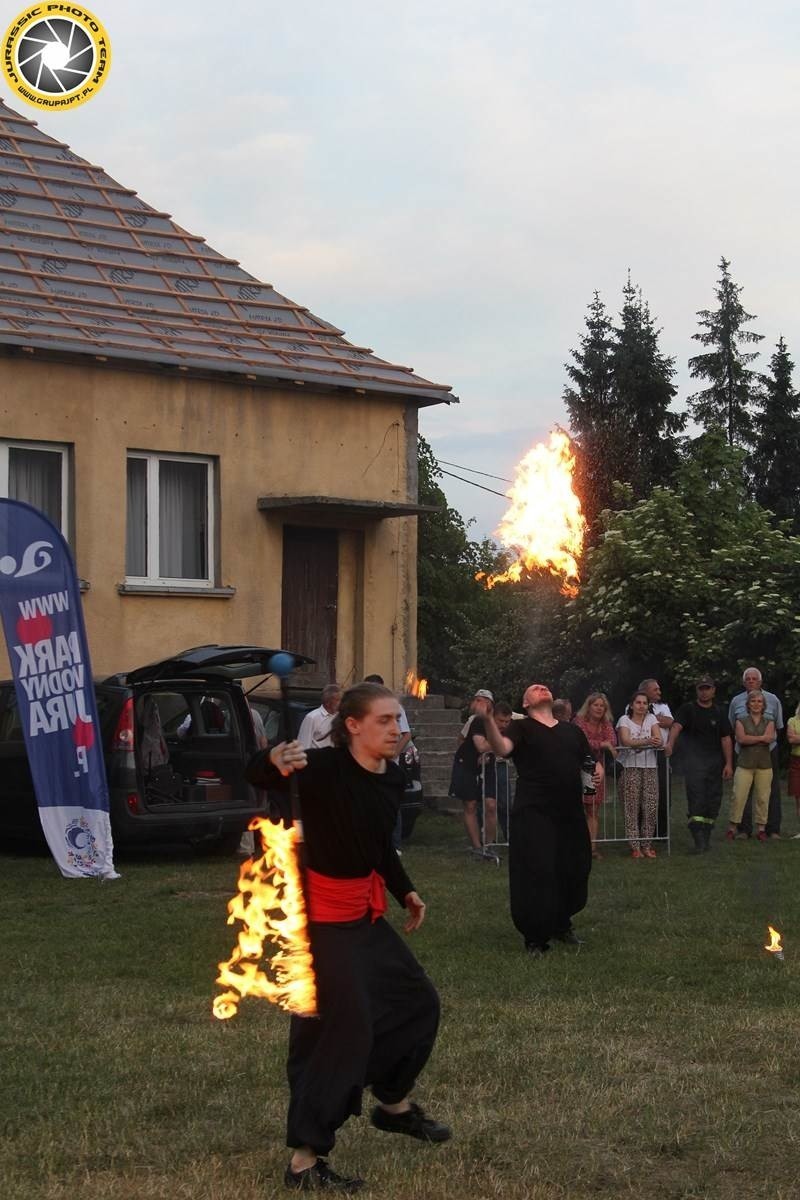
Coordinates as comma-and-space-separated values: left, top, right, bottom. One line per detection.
0, 99, 453, 689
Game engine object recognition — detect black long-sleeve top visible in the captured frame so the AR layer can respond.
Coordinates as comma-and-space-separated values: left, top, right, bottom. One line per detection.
245, 746, 414, 907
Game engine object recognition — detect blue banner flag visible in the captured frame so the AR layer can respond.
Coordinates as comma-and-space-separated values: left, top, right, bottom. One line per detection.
0, 500, 118, 878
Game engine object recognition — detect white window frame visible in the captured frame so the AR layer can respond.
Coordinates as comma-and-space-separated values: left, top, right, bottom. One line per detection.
126, 451, 216, 588
0, 438, 70, 536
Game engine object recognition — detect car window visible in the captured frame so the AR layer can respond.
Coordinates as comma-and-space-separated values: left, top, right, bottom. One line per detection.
172, 692, 234, 739
139, 691, 192, 738
0, 688, 24, 743
252, 701, 281, 744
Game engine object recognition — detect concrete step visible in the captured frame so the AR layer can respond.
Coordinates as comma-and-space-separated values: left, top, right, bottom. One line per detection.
419, 752, 456, 772
406, 709, 463, 727
413, 733, 459, 752
402, 693, 445, 709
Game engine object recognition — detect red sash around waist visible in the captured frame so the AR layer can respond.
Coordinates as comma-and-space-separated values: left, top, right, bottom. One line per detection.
305, 867, 387, 924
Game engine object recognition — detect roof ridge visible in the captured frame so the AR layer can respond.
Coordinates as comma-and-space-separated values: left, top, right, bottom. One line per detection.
0, 98, 453, 403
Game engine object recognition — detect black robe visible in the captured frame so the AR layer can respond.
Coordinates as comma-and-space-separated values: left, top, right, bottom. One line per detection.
505, 718, 592, 949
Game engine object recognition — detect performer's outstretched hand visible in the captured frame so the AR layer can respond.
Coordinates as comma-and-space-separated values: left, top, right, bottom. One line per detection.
404, 891, 426, 933
270, 740, 308, 777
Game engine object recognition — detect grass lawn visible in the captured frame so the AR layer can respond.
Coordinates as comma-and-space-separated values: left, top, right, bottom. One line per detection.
3, 793, 800, 1200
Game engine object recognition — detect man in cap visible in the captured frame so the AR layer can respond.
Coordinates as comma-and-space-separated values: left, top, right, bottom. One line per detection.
728, 667, 784, 838
666, 677, 733, 852
451, 689, 495, 857
481, 683, 601, 955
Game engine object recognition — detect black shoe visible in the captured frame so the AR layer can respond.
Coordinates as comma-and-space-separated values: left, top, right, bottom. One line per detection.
553, 928, 583, 946
525, 941, 550, 958
370, 1102, 452, 1143
284, 1159, 364, 1192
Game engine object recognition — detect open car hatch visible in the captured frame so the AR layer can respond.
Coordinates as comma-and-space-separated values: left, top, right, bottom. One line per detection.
124, 645, 315, 686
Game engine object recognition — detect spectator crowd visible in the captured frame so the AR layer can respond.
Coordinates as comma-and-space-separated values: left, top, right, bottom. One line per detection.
449, 666, 800, 859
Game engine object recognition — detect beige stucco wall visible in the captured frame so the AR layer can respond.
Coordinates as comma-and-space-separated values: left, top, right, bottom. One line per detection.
0, 356, 420, 689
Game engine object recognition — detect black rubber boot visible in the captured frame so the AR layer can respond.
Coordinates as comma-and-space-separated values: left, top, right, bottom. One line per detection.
688, 822, 704, 853
701, 823, 713, 851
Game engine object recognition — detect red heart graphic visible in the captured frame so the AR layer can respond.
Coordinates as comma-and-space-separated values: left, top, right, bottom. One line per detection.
15, 614, 53, 645
72, 718, 95, 749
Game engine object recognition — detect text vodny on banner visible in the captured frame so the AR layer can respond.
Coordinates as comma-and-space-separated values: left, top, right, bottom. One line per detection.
0, 499, 118, 878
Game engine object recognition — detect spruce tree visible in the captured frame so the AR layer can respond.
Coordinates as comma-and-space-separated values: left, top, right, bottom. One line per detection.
751, 337, 800, 529
563, 292, 616, 533
610, 277, 685, 496
565, 281, 684, 534
688, 257, 763, 447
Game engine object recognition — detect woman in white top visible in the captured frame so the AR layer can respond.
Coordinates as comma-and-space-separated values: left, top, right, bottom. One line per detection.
616, 691, 662, 859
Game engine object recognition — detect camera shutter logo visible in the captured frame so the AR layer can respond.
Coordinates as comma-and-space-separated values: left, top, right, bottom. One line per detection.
3, 6, 112, 110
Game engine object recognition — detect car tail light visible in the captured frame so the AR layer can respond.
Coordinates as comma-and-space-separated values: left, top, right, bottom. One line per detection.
126, 792, 140, 814
112, 697, 135, 752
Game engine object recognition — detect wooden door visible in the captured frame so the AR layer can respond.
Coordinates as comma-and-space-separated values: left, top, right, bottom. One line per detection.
281, 526, 339, 687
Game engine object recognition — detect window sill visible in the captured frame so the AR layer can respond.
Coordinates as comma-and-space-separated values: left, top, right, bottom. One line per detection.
117, 583, 236, 598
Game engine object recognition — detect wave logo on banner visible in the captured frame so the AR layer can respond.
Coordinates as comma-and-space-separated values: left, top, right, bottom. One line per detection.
0, 499, 119, 879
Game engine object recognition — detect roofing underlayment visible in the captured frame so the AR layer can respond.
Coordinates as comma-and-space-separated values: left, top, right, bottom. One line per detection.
0, 99, 452, 404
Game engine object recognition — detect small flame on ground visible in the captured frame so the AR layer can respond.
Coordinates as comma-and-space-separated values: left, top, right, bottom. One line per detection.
477, 429, 586, 596
213, 818, 317, 1019
764, 925, 784, 957
404, 669, 428, 700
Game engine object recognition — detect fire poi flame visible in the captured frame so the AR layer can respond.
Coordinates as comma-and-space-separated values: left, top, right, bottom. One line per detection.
764, 925, 784, 959
404, 669, 429, 700
213, 817, 318, 1019
477, 429, 586, 596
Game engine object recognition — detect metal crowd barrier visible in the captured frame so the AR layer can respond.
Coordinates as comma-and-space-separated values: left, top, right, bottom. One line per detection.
474, 746, 672, 858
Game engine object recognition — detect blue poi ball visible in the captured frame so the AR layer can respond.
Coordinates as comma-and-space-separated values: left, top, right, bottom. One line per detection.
268, 651, 295, 678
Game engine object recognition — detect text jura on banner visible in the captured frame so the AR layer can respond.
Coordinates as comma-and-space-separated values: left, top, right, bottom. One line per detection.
0, 500, 118, 878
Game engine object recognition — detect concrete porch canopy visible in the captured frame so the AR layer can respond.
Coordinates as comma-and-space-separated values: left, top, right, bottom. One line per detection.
0, 98, 454, 406
257, 496, 439, 520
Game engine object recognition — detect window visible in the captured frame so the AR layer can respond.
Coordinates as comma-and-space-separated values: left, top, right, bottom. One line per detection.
0, 440, 70, 534
126, 453, 215, 585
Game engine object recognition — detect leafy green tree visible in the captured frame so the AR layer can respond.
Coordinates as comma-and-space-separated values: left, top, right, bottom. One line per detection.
416, 436, 501, 694
568, 432, 800, 705
673, 428, 751, 543
750, 337, 800, 530
450, 579, 570, 708
688, 257, 763, 447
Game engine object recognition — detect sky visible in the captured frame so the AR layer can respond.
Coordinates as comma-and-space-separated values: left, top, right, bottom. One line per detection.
10, 0, 800, 537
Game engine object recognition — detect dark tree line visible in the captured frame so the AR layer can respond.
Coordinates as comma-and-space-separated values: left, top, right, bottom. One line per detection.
565, 257, 800, 535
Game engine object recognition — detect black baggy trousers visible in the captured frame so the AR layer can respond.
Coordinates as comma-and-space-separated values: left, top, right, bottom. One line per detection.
286, 915, 440, 1155
509, 805, 591, 949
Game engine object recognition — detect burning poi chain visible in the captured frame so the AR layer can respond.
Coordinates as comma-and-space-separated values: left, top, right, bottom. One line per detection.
213, 818, 318, 1019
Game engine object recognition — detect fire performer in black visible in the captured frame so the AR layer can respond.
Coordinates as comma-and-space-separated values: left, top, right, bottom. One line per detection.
245, 681, 450, 1193
482, 683, 602, 956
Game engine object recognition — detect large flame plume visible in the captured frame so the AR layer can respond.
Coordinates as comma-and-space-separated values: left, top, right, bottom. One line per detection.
477, 429, 586, 596
404, 669, 428, 700
213, 818, 318, 1020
